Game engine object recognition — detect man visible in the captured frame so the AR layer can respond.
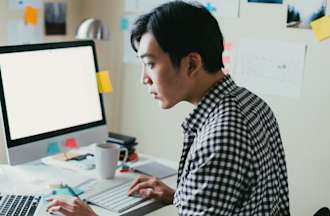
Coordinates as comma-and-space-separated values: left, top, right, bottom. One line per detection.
47, 1, 290, 215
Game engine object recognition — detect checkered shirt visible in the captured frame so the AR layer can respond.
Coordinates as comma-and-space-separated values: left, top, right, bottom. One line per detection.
173, 75, 290, 215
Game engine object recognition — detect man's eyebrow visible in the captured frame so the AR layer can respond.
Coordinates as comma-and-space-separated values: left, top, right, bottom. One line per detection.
137, 53, 155, 59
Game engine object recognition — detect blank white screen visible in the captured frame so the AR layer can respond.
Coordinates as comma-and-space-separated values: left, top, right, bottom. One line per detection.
0, 46, 103, 140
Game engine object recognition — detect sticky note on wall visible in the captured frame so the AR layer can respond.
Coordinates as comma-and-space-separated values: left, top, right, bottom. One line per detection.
311, 16, 330, 41
120, 17, 129, 30
47, 142, 60, 155
223, 68, 230, 75
24, 6, 39, 25
96, 71, 113, 93
222, 56, 231, 64
224, 42, 233, 51
64, 138, 79, 149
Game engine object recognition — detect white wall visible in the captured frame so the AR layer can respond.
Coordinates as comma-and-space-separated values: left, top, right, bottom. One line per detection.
80, 0, 123, 133
118, 1, 330, 216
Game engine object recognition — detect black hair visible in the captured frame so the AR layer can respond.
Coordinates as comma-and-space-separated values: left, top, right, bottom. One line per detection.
130, 1, 224, 74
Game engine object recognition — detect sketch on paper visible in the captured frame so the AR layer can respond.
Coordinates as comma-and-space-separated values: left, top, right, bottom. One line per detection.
234, 39, 306, 97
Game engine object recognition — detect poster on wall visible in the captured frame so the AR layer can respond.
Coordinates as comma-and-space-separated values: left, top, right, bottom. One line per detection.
247, 0, 283, 4
234, 39, 306, 98
44, 2, 67, 35
287, 0, 327, 29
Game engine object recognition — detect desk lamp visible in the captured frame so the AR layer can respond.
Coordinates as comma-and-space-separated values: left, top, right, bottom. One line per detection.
75, 18, 110, 40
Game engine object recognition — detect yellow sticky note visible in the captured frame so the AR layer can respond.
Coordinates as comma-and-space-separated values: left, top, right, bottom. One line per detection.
24, 6, 39, 26
96, 71, 113, 93
311, 16, 330, 41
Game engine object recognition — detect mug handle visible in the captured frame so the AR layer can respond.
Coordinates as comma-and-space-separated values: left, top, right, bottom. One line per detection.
119, 147, 128, 163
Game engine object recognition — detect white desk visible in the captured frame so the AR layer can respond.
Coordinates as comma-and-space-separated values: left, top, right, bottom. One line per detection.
0, 153, 178, 216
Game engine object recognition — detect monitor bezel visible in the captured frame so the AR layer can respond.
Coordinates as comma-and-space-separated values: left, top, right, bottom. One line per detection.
0, 40, 107, 148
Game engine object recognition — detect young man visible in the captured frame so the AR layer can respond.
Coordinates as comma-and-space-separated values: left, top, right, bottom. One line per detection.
47, 1, 290, 215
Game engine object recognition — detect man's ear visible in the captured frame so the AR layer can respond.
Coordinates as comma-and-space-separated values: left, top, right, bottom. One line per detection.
186, 53, 202, 77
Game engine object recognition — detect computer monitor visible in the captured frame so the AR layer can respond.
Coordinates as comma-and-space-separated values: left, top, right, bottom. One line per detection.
0, 40, 108, 165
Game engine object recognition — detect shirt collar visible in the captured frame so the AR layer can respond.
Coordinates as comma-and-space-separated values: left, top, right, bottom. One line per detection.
182, 75, 237, 133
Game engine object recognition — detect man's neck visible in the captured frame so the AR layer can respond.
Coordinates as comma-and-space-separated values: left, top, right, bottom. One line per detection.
189, 70, 225, 106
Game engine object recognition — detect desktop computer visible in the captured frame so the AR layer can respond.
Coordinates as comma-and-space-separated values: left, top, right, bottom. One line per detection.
0, 40, 108, 165
0, 41, 177, 215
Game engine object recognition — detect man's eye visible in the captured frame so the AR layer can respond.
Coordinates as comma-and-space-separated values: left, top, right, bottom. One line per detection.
146, 63, 154, 69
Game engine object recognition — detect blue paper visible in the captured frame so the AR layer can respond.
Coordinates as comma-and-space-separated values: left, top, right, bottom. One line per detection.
45, 187, 84, 201
120, 17, 129, 30
52, 187, 84, 196
47, 142, 60, 155
205, 2, 216, 13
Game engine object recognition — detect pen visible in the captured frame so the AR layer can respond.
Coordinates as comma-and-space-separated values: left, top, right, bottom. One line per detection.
65, 184, 79, 197
64, 184, 92, 204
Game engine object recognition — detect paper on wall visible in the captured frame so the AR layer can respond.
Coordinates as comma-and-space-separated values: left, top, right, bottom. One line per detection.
194, 0, 240, 17
124, 0, 169, 13
311, 16, 330, 41
8, 0, 25, 10
7, 19, 43, 45
24, 6, 39, 25
234, 39, 306, 97
124, 0, 240, 18
8, 0, 42, 10
137, 0, 169, 12
96, 71, 113, 93
222, 41, 234, 75
122, 15, 140, 65
124, 0, 239, 15
286, 0, 327, 29
124, 0, 138, 12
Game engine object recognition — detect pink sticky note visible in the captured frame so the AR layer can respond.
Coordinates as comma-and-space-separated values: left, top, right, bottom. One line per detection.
223, 68, 230, 75
222, 56, 231, 64
224, 42, 233, 51
64, 138, 79, 149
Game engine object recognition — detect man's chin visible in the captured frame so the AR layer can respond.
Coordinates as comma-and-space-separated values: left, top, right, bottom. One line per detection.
159, 100, 176, 109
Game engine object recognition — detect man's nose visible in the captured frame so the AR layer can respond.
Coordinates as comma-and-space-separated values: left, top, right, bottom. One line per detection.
140, 67, 151, 85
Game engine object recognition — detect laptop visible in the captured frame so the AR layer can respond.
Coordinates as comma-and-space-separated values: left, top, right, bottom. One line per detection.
0, 193, 43, 216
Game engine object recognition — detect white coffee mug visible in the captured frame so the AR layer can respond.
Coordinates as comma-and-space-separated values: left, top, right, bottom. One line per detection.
95, 143, 128, 179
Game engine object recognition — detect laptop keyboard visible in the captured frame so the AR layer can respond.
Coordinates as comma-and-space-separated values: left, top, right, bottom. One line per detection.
86, 182, 146, 213
0, 194, 41, 216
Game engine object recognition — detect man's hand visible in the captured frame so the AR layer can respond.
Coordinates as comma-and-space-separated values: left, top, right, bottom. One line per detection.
128, 175, 175, 204
47, 196, 97, 216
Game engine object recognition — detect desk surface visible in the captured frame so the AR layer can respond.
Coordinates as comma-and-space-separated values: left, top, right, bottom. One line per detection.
0, 152, 178, 216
